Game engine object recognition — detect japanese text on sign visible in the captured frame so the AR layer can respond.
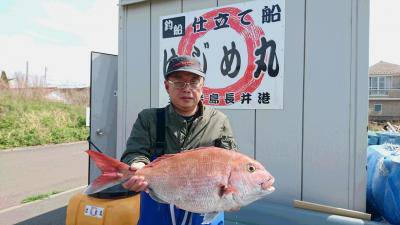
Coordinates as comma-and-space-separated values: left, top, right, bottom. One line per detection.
160, 0, 285, 109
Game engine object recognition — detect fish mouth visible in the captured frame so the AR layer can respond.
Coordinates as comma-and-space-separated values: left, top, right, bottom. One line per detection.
259, 184, 275, 195
260, 177, 275, 192
264, 186, 275, 193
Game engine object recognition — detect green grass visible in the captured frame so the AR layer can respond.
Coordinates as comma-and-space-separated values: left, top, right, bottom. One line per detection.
21, 191, 60, 203
0, 92, 88, 150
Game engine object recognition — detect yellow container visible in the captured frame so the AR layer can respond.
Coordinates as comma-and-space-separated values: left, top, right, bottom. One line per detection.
66, 192, 140, 225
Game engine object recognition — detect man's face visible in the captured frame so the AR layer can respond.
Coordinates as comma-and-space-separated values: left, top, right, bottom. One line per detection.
164, 71, 204, 114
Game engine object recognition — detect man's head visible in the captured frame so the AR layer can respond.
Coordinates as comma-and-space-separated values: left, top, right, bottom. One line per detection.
164, 56, 205, 116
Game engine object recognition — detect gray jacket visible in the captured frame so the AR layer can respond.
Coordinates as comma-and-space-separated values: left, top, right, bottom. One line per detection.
121, 103, 238, 165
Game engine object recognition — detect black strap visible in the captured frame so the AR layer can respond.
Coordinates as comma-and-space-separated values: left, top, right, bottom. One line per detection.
87, 136, 103, 153
155, 107, 166, 155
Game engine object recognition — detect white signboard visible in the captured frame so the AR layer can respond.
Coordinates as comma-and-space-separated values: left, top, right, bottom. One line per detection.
159, 0, 285, 109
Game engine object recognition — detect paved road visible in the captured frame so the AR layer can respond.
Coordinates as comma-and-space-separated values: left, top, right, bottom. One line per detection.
0, 142, 88, 211
0, 186, 85, 225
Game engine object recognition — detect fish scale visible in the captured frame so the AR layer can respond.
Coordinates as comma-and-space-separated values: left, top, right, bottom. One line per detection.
86, 146, 275, 222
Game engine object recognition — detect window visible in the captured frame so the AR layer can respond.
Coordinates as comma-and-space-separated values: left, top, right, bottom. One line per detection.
393, 76, 400, 89
374, 104, 382, 112
369, 76, 392, 96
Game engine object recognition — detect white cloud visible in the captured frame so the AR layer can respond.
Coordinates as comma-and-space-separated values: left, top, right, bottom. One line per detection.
369, 0, 400, 65
37, 0, 118, 51
0, 0, 118, 87
2, 0, 398, 86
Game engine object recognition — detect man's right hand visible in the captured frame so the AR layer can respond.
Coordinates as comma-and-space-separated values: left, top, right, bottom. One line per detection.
122, 162, 149, 192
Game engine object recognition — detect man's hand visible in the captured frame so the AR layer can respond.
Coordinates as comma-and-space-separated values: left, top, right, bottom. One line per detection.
122, 162, 149, 192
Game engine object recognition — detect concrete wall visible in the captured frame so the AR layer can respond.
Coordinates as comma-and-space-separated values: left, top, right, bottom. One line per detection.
116, 0, 369, 211
369, 100, 400, 120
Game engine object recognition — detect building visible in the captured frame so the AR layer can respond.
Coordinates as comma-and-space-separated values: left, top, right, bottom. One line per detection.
369, 61, 400, 121
105, 0, 369, 212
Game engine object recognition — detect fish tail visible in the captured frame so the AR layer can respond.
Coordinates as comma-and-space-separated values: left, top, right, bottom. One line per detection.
85, 149, 134, 194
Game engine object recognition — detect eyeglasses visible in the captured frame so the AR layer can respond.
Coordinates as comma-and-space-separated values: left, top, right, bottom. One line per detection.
167, 80, 202, 89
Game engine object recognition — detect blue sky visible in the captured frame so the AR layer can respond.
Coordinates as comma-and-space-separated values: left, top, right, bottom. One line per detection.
0, 0, 118, 87
0, 1, 82, 46
0, 0, 398, 87
0, 0, 97, 46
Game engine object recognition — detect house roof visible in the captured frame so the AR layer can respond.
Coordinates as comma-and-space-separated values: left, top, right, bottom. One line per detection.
369, 61, 400, 76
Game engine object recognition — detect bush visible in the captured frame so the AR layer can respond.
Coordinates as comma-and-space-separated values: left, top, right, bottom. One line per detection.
0, 91, 88, 150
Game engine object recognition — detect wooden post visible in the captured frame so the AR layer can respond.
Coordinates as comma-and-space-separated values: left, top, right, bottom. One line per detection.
293, 200, 371, 221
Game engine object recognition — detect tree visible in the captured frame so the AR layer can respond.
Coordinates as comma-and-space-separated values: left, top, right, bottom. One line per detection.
1, 71, 9, 88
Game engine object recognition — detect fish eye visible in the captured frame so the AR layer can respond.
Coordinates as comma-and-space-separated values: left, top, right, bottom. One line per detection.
247, 164, 256, 173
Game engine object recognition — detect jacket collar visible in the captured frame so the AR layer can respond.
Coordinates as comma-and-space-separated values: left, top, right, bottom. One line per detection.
167, 101, 205, 124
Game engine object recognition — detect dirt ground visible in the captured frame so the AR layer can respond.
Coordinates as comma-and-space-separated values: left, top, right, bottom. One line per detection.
369, 120, 400, 132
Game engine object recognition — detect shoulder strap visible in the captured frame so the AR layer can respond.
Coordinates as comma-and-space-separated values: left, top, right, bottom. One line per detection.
155, 107, 166, 152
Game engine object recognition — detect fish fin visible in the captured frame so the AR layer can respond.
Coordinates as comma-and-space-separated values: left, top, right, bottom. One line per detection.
186, 146, 225, 152
218, 184, 238, 197
148, 189, 168, 204
201, 212, 221, 224
86, 149, 131, 172
85, 150, 131, 194
145, 154, 177, 168
85, 180, 122, 195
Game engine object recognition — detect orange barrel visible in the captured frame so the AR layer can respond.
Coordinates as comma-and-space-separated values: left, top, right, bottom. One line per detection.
66, 184, 140, 225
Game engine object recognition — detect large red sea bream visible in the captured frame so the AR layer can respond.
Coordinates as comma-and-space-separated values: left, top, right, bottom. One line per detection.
86, 147, 275, 224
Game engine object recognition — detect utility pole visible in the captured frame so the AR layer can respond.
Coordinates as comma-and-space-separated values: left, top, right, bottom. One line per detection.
25, 61, 29, 86
44, 66, 47, 87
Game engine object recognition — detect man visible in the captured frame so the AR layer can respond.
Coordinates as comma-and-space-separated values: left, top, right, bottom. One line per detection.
121, 55, 237, 225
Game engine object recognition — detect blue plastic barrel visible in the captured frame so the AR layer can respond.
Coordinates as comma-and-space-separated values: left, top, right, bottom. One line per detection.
368, 131, 379, 146
377, 132, 400, 145
367, 145, 400, 225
